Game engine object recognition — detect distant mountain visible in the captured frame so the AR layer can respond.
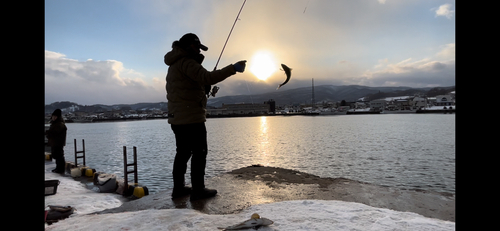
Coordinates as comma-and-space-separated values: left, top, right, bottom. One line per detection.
363, 86, 455, 102
207, 85, 435, 107
45, 101, 168, 114
93, 102, 168, 111
45, 101, 81, 114
45, 85, 454, 113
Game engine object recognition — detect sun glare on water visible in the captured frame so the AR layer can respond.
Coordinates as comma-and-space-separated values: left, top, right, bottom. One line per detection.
249, 51, 278, 81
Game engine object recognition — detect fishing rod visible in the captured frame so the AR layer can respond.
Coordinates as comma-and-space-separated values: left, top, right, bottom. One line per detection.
213, 0, 247, 71
207, 0, 247, 98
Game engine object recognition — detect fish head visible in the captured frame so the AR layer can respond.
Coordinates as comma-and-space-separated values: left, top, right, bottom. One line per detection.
281, 64, 291, 70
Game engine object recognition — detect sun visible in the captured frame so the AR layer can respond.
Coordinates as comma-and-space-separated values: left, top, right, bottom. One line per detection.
249, 51, 278, 81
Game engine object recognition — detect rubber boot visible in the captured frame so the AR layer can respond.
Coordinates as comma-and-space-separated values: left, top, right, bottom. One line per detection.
190, 188, 217, 201
190, 175, 217, 201
171, 175, 191, 199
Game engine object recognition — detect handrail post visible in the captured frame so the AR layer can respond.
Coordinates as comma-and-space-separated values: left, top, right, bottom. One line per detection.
123, 146, 140, 193
82, 139, 85, 166
133, 146, 138, 184
123, 146, 128, 190
74, 139, 86, 166
74, 139, 77, 166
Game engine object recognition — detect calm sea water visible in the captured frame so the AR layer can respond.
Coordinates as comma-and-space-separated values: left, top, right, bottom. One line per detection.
62, 114, 455, 195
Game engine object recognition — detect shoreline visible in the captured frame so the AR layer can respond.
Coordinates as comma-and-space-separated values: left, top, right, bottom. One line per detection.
63, 111, 455, 123
96, 165, 455, 222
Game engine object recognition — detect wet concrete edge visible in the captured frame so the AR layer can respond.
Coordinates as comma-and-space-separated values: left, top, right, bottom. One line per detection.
95, 165, 455, 222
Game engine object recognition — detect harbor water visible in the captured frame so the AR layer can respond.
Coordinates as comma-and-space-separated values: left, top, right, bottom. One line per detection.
61, 114, 455, 195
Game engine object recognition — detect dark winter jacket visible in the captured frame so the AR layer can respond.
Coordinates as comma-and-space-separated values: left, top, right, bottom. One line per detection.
164, 43, 237, 125
46, 119, 67, 147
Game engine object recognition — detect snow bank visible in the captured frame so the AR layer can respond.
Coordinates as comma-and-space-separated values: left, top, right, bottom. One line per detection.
45, 163, 127, 216
45, 200, 454, 231
45, 163, 454, 231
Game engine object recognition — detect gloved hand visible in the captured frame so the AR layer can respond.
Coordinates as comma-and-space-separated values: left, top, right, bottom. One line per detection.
233, 60, 247, 73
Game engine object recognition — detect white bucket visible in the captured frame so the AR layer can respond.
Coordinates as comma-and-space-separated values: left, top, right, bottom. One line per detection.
70, 168, 82, 177
97, 173, 117, 193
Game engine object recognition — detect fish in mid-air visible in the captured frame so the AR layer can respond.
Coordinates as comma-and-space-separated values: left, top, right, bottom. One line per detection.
277, 64, 292, 90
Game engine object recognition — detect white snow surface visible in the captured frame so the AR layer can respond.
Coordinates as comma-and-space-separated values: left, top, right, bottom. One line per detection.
45, 169, 126, 216
45, 163, 455, 231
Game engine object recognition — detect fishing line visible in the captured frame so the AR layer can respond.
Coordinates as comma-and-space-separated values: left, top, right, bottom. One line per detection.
303, 0, 310, 13
244, 79, 254, 104
213, 0, 247, 71
208, 0, 247, 99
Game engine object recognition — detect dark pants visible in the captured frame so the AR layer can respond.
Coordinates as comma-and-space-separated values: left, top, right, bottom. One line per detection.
51, 146, 65, 173
170, 122, 208, 190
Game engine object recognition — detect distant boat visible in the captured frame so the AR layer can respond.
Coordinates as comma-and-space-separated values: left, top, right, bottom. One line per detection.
416, 106, 455, 114
381, 108, 417, 114
71, 117, 94, 123
318, 108, 347, 115
347, 108, 380, 114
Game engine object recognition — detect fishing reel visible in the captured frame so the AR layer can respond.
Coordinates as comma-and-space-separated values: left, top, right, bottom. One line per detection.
206, 85, 220, 98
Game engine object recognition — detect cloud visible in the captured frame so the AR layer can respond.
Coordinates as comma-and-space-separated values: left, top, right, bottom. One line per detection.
377, 0, 387, 4
45, 50, 164, 105
436, 43, 455, 60
433, 4, 454, 19
358, 44, 455, 87
374, 58, 388, 69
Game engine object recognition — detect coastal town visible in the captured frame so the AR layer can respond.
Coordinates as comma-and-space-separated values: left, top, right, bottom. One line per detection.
46, 90, 455, 123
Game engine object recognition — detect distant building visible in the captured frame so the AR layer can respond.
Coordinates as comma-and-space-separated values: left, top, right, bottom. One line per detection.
354, 102, 367, 109
427, 97, 436, 105
373, 95, 428, 110
449, 91, 455, 100
222, 103, 270, 114
207, 99, 275, 115
412, 97, 426, 108
264, 99, 276, 114
435, 95, 453, 106
394, 98, 411, 108
206, 108, 227, 116
370, 99, 386, 111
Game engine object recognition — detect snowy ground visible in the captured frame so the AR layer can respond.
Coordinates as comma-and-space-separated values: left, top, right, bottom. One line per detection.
44, 170, 127, 216
45, 162, 455, 231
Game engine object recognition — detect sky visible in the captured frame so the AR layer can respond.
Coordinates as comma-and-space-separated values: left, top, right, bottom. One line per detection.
45, 0, 455, 105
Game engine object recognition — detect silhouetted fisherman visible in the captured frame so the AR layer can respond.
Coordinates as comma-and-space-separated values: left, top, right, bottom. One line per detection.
164, 33, 246, 200
46, 109, 67, 173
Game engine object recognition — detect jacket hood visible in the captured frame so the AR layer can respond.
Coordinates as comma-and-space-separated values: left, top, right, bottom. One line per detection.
164, 44, 188, 66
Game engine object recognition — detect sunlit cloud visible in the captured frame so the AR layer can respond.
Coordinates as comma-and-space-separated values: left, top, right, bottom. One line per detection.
436, 43, 455, 60
360, 44, 455, 87
45, 51, 164, 105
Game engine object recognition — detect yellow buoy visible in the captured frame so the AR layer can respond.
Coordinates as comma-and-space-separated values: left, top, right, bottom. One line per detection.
133, 186, 145, 198
251, 213, 260, 219
85, 168, 95, 177
80, 167, 88, 175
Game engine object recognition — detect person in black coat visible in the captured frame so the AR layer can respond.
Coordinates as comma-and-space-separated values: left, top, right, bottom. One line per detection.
165, 33, 246, 200
46, 109, 67, 173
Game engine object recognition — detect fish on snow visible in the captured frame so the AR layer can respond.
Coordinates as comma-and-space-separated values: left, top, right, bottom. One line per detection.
218, 213, 274, 230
